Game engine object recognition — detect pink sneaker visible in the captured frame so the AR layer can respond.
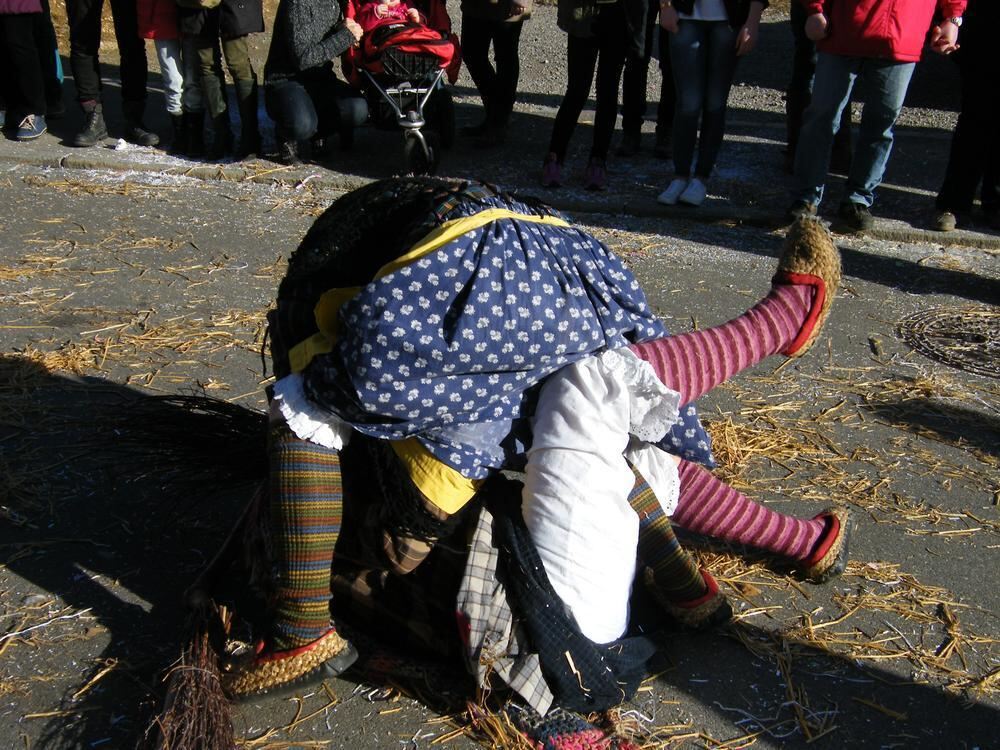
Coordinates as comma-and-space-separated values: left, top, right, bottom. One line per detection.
584, 158, 607, 191
541, 153, 561, 188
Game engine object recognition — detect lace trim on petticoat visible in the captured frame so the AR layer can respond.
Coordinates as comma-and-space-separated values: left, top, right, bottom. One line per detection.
271, 373, 352, 450
598, 348, 682, 442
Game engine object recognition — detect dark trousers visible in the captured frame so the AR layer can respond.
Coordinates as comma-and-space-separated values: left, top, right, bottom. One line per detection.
265, 69, 368, 143
0, 13, 46, 117
548, 1, 628, 163
65, 0, 148, 104
936, 54, 999, 214
621, 1, 674, 137
460, 16, 524, 129
0, 0, 61, 118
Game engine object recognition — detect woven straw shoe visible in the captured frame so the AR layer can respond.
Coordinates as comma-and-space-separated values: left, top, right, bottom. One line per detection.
774, 217, 841, 357
800, 506, 853, 584
223, 628, 358, 699
644, 567, 732, 631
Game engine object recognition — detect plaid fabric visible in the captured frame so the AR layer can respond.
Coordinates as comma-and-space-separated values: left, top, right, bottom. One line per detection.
457, 498, 554, 714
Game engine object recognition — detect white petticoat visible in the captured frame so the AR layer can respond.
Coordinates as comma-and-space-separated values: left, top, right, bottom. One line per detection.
523, 348, 682, 644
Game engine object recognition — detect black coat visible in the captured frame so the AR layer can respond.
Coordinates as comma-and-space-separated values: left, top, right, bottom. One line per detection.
179, 0, 265, 40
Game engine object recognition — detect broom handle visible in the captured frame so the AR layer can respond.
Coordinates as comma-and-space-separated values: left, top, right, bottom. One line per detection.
184, 484, 264, 611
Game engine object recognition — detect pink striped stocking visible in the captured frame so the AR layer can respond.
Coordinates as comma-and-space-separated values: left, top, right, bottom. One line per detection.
672, 459, 825, 560
629, 284, 812, 405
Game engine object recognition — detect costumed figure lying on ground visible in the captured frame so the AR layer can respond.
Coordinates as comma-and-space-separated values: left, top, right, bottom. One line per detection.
201, 177, 851, 713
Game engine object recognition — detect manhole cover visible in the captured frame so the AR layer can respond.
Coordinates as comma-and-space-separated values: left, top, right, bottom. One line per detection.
897, 306, 1000, 378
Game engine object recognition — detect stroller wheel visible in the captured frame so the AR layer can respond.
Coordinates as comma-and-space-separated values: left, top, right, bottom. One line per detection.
403, 131, 440, 175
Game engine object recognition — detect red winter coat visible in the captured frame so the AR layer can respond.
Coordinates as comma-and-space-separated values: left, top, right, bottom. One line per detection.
0, 0, 42, 13
137, 0, 179, 40
801, 0, 967, 62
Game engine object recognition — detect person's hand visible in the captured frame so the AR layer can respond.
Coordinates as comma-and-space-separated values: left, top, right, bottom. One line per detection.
735, 20, 759, 55
510, 2, 527, 17
804, 12, 828, 41
344, 16, 363, 45
406, 7, 420, 22
930, 20, 960, 54
658, 2, 678, 33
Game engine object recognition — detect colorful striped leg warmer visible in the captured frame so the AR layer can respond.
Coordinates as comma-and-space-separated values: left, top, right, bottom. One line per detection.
628, 470, 706, 602
672, 459, 824, 561
628, 284, 811, 404
269, 425, 343, 650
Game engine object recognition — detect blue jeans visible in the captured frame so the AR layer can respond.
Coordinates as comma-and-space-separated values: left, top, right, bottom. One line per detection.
265, 68, 368, 143
668, 19, 738, 179
794, 52, 915, 208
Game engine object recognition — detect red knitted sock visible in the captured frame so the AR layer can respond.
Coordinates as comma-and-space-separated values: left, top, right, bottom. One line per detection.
672, 459, 825, 561
628, 284, 811, 404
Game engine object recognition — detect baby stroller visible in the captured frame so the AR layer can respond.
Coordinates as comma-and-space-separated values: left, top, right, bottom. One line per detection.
344, 0, 461, 175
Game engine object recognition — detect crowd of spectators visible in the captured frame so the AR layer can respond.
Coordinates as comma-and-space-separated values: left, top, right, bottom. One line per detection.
0, 0, 993, 233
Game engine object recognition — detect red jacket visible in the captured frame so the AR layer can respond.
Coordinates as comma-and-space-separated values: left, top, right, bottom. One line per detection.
137, 0, 179, 40
801, 0, 967, 62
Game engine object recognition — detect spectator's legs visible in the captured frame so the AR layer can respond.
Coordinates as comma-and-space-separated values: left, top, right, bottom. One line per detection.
668, 20, 708, 178
65, 0, 104, 105
155, 39, 185, 151
0, 13, 46, 118
155, 40, 184, 117
785, 2, 813, 169
265, 77, 319, 144
843, 59, 915, 208
460, 15, 496, 131
793, 52, 857, 208
936, 55, 984, 217
221, 35, 260, 158
179, 36, 205, 156
655, 25, 675, 157
619, 1, 657, 152
107, 0, 148, 107
547, 34, 599, 164
490, 19, 524, 131
591, 1, 628, 162
308, 73, 367, 140
691, 20, 737, 180
35, 0, 63, 115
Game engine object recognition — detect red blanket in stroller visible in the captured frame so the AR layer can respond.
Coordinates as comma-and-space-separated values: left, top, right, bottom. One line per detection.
344, 0, 462, 85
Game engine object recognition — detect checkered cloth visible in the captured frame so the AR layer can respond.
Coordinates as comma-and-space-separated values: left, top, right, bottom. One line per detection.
457, 499, 555, 714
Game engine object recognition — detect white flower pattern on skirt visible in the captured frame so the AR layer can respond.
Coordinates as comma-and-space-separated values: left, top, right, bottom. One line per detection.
299, 195, 714, 477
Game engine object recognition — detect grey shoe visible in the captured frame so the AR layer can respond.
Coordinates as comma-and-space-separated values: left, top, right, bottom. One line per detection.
836, 201, 874, 234
73, 101, 108, 147
933, 210, 957, 232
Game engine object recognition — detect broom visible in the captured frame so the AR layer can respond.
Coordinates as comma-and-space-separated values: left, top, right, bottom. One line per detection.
148, 602, 235, 750
146, 486, 271, 749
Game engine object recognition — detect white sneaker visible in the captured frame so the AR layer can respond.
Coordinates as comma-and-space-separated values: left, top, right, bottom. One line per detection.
678, 178, 707, 206
657, 178, 688, 206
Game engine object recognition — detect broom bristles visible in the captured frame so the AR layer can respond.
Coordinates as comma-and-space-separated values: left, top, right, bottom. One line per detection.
149, 604, 235, 750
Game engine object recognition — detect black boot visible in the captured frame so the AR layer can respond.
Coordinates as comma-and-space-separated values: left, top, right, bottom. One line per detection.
184, 112, 205, 159
235, 79, 261, 160
73, 100, 108, 147
168, 114, 186, 155
207, 113, 233, 161
123, 100, 160, 147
